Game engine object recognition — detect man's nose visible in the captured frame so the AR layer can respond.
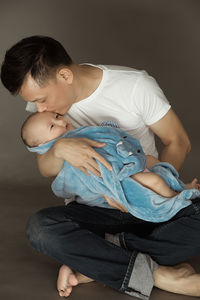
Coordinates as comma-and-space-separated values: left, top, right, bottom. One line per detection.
36, 103, 47, 112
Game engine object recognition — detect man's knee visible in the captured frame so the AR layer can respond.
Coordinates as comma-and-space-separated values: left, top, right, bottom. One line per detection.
26, 207, 62, 247
26, 206, 79, 251
26, 208, 50, 250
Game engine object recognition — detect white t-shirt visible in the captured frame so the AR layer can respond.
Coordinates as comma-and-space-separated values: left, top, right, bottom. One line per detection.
26, 64, 171, 157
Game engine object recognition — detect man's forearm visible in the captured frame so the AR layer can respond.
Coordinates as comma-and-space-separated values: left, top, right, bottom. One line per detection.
160, 140, 191, 172
37, 144, 64, 178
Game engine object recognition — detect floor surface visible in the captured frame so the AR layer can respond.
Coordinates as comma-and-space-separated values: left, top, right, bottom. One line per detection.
1, 186, 200, 300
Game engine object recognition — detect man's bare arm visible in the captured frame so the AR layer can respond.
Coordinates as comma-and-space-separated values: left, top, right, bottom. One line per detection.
149, 108, 191, 171
37, 137, 112, 178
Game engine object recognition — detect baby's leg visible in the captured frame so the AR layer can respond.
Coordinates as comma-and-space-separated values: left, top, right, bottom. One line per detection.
131, 172, 177, 197
146, 155, 160, 168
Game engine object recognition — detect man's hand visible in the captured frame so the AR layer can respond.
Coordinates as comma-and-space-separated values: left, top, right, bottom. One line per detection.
55, 137, 112, 177
104, 195, 128, 212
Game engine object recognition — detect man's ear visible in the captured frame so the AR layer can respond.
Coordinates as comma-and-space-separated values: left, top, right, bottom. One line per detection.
57, 67, 73, 84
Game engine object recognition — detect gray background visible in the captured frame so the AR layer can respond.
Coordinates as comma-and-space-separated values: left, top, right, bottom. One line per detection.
0, 0, 200, 186
1, 1, 200, 300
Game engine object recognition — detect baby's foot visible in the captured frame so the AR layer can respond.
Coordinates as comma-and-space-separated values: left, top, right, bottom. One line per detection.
186, 178, 200, 190
57, 265, 78, 297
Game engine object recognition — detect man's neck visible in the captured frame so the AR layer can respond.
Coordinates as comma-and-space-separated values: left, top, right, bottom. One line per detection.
70, 63, 103, 103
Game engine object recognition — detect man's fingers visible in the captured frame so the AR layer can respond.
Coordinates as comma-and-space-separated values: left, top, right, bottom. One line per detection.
79, 164, 101, 177
60, 137, 112, 174
104, 195, 114, 206
88, 149, 112, 171
95, 153, 112, 171
104, 195, 128, 212
86, 138, 106, 148
85, 139, 112, 169
79, 167, 90, 176
78, 138, 112, 171
85, 163, 101, 177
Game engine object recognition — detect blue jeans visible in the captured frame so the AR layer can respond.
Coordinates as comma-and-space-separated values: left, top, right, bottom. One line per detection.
26, 198, 200, 299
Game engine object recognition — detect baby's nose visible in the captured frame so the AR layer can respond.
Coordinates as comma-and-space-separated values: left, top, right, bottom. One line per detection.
56, 119, 67, 127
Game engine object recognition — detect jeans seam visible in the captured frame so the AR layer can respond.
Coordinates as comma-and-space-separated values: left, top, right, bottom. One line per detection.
120, 251, 137, 292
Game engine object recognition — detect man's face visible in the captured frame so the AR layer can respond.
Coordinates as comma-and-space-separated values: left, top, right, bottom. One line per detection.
19, 71, 76, 115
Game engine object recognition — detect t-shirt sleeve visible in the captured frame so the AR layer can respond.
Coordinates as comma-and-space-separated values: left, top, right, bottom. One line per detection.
131, 71, 171, 125
26, 102, 37, 112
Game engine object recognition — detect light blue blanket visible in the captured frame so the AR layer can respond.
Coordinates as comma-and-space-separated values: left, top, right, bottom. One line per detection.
28, 125, 200, 222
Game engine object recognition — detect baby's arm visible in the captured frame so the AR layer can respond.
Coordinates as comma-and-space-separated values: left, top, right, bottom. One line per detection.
37, 141, 64, 177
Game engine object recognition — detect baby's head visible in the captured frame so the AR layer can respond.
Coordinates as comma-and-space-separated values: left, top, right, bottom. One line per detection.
21, 111, 74, 147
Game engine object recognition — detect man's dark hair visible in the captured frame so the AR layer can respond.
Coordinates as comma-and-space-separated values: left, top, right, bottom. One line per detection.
1, 35, 73, 95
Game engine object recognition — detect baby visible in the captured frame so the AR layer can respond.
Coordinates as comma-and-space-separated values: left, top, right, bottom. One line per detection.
21, 111, 200, 212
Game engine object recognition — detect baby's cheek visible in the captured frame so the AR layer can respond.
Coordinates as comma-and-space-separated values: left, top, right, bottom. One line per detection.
60, 128, 68, 136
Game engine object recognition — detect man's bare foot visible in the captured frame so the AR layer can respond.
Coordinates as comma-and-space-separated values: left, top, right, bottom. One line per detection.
57, 265, 78, 297
186, 178, 200, 190
76, 272, 94, 284
154, 262, 200, 296
57, 265, 94, 297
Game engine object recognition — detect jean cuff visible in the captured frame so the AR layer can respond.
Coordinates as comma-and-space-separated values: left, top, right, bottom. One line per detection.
121, 252, 158, 300
105, 233, 121, 247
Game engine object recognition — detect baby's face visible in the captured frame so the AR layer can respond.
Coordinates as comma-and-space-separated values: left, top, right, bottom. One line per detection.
33, 112, 74, 144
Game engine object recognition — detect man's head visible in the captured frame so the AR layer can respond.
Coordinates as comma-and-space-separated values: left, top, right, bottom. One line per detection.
1, 36, 76, 114
21, 111, 74, 147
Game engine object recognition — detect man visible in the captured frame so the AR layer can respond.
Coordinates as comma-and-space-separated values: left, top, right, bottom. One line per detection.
1, 35, 200, 299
